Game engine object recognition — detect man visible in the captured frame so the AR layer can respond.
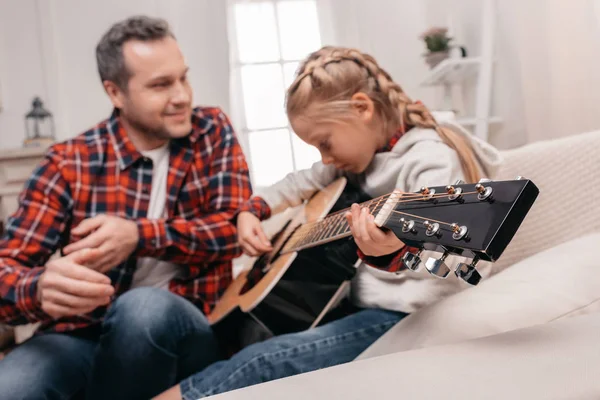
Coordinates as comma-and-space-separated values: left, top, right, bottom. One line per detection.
0, 16, 251, 399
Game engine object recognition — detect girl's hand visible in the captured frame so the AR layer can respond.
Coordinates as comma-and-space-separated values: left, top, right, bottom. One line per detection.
345, 203, 405, 257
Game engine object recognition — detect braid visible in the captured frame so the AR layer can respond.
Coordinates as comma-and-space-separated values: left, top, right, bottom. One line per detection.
287, 46, 482, 183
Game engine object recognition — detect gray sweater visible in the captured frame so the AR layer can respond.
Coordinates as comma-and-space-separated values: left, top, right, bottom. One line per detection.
256, 121, 503, 313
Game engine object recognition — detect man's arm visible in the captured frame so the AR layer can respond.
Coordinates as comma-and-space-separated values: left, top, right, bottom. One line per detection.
135, 111, 253, 265
0, 152, 72, 325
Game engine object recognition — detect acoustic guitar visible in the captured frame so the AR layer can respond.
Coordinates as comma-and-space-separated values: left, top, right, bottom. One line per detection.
209, 177, 539, 344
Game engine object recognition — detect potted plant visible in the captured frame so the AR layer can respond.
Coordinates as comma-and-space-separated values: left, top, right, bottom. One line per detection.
420, 27, 453, 68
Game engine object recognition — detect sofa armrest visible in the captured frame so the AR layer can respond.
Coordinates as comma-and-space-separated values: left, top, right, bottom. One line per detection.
358, 231, 600, 359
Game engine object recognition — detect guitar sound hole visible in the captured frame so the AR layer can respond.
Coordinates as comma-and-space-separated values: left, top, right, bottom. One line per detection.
239, 221, 294, 295
240, 255, 272, 295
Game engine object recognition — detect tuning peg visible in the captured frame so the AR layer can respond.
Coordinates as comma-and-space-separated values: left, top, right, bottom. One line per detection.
445, 185, 463, 201
451, 223, 468, 240
399, 218, 416, 233
455, 258, 482, 285
423, 220, 440, 237
420, 186, 436, 199
515, 175, 525, 180
478, 178, 493, 183
425, 252, 451, 278
402, 249, 423, 271
454, 179, 465, 185
475, 183, 493, 201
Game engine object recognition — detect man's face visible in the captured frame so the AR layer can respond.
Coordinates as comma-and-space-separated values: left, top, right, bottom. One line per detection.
112, 37, 193, 140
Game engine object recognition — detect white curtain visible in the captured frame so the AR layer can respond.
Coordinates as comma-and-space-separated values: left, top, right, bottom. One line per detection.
505, 0, 600, 146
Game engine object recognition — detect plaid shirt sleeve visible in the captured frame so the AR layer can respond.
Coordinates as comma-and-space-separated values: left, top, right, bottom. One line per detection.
357, 245, 419, 273
0, 152, 72, 325
135, 111, 252, 264
236, 196, 272, 221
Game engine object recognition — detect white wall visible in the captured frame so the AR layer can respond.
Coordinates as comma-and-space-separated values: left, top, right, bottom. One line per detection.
424, 0, 600, 148
0, 0, 230, 150
4, 0, 598, 152
319, 0, 436, 108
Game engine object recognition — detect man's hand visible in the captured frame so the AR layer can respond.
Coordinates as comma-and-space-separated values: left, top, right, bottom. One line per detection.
237, 211, 273, 256
38, 248, 115, 319
63, 215, 139, 273
346, 203, 405, 257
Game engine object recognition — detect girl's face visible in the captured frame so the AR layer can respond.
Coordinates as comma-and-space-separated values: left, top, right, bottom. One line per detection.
290, 93, 386, 174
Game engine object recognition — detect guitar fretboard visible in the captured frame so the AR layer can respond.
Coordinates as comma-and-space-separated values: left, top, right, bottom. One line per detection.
281, 194, 392, 254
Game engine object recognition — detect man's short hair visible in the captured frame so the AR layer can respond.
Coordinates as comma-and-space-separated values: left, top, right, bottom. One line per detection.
96, 16, 175, 90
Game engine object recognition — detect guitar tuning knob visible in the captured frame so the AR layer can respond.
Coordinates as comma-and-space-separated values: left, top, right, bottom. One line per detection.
455, 258, 482, 285
420, 186, 436, 199
478, 178, 493, 183
454, 179, 465, 185
399, 218, 416, 233
402, 249, 423, 271
475, 183, 493, 201
423, 220, 440, 237
445, 185, 463, 201
425, 252, 451, 278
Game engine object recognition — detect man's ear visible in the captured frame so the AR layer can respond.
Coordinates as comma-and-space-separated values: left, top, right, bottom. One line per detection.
351, 92, 375, 123
103, 80, 126, 109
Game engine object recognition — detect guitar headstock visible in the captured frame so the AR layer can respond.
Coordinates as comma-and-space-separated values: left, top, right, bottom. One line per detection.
373, 177, 539, 284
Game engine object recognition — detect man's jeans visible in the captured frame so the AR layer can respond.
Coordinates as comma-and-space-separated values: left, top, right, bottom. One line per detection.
0, 287, 221, 400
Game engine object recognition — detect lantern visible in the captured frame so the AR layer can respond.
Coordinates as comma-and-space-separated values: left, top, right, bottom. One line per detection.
24, 97, 55, 148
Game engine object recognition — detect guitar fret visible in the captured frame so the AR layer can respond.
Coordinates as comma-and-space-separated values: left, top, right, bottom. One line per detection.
286, 194, 396, 252
307, 227, 320, 244
324, 215, 342, 239
299, 230, 313, 247
334, 216, 349, 237
335, 220, 347, 236
314, 219, 332, 242
292, 231, 308, 248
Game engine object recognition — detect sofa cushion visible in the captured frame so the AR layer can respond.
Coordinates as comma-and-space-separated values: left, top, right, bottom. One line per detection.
492, 130, 600, 271
210, 313, 600, 400
357, 231, 600, 359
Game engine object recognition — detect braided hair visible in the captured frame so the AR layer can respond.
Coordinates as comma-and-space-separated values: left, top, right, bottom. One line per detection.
286, 46, 481, 183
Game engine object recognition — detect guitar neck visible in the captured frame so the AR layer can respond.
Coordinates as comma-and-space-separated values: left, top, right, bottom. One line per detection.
280, 193, 392, 254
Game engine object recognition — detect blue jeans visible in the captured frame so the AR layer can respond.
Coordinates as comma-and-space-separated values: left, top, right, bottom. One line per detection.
0, 287, 221, 400
180, 308, 407, 399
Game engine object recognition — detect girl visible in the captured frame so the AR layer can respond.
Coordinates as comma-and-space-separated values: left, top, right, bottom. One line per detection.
156, 46, 501, 400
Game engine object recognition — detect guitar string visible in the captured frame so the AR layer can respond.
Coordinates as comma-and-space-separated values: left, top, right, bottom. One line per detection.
293, 190, 478, 236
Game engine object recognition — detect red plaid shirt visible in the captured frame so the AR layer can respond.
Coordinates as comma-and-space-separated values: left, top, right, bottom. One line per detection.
0, 106, 252, 333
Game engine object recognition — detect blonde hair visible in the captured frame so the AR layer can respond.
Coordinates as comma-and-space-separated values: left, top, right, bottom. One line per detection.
286, 46, 481, 183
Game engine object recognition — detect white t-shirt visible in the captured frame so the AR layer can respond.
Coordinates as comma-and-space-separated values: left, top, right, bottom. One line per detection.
131, 143, 182, 289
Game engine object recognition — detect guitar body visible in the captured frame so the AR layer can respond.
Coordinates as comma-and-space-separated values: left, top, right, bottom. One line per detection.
209, 178, 367, 341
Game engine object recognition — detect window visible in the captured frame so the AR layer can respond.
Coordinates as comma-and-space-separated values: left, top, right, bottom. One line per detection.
229, 0, 322, 188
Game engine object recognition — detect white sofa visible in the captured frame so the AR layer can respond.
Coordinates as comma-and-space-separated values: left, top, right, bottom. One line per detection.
211, 311, 600, 400
209, 130, 600, 399
359, 129, 600, 357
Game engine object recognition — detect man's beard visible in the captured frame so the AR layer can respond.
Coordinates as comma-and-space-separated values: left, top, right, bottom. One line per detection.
124, 111, 172, 140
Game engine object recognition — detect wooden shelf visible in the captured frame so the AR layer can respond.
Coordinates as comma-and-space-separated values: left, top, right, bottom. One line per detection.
0, 146, 48, 162
420, 57, 482, 87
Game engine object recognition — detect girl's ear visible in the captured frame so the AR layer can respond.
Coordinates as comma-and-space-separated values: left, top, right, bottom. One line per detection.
351, 92, 375, 123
